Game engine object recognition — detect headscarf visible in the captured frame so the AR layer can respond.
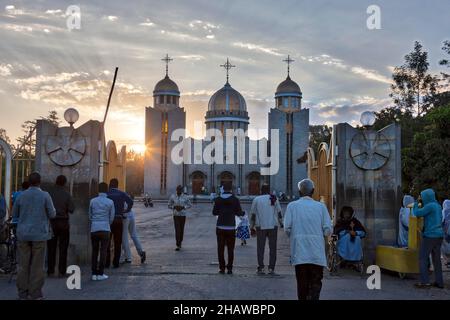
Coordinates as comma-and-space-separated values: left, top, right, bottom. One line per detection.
334, 207, 366, 236
443, 200, 450, 239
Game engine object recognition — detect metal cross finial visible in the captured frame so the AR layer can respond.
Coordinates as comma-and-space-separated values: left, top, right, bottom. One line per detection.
283, 55, 294, 77
220, 58, 235, 84
162, 53, 173, 76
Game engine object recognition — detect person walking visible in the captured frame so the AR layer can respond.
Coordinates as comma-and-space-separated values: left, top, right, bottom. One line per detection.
212, 181, 244, 274
12, 172, 56, 300
284, 179, 331, 300
168, 185, 191, 251
47, 175, 75, 277
121, 198, 146, 264
89, 182, 115, 281
250, 183, 283, 275
412, 188, 444, 289
106, 178, 133, 268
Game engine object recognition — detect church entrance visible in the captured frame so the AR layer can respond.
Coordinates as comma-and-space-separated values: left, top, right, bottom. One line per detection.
218, 171, 234, 190
192, 171, 206, 195
247, 171, 261, 195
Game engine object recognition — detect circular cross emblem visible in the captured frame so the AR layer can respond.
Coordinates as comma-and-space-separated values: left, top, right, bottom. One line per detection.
349, 131, 391, 170
46, 127, 86, 167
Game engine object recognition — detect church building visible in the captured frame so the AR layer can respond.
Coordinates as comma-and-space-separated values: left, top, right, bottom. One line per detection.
144, 55, 309, 198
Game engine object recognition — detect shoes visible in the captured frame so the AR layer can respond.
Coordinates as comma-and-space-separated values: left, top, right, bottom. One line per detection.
227, 269, 233, 275
91, 275, 98, 281
124, 260, 132, 264
268, 268, 276, 275
256, 267, 265, 275
140, 251, 146, 264
113, 264, 120, 269
432, 282, 444, 289
175, 247, 181, 251
97, 274, 109, 281
219, 269, 225, 274
414, 283, 432, 289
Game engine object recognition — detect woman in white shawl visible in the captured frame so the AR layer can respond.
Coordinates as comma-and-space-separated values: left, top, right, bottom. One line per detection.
398, 195, 415, 247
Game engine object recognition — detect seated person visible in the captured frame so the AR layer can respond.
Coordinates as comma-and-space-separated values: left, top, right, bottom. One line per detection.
398, 195, 415, 247
334, 206, 366, 262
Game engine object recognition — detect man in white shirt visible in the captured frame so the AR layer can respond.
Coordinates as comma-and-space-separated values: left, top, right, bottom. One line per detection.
250, 184, 283, 275
284, 179, 332, 300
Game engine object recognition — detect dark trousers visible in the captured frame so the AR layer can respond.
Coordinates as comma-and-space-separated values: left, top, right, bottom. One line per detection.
91, 231, 110, 275
47, 219, 70, 275
106, 217, 123, 268
256, 227, 278, 270
419, 237, 443, 286
295, 264, 324, 300
216, 228, 236, 271
173, 216, 186, 247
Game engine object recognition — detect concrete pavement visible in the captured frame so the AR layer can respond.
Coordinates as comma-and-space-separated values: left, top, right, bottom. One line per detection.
0, 202, 449, 300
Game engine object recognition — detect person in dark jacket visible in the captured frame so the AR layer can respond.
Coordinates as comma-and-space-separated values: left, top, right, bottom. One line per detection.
47, 175, 75, 277
212, 181, 244, 274
106, 178, 133, 268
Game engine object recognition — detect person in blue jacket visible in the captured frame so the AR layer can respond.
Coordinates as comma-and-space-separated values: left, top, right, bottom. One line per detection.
413, 188, 444, 289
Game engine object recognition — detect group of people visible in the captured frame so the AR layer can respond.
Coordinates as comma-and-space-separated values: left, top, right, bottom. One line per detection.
397, 190, 450, 289
4, 172, 145, 300
2, 169, 448, 300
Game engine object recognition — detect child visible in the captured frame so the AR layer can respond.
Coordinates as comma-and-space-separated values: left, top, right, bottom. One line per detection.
236, 214, 250, 246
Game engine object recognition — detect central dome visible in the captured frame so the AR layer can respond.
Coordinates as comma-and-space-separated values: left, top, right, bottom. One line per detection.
275, 75, 301, 97
153, 75, 180, 96
208, 82, 247, 112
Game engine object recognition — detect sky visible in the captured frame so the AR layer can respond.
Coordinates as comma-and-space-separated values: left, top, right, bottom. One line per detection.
0, 0, 449, 152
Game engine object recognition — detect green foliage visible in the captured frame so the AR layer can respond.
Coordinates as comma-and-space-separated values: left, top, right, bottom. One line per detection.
390, 41, 438, 116
403, 105, 450, 201
309, 125, 332, 153
440, 40, 450, 84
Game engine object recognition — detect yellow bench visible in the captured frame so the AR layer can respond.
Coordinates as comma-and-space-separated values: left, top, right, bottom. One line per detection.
376, 213, 423, 278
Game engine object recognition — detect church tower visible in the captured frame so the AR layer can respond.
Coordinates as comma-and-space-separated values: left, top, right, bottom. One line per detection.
269, 55, 309, 198
144, 54, 186, 197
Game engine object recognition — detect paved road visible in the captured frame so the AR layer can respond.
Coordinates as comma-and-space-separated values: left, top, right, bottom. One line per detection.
0, 202, 449, 299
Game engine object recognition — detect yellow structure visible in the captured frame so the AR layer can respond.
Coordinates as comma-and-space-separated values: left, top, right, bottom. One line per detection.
375, 213, 423, 277
308, 143, 333, 217
102, 140, 127, 190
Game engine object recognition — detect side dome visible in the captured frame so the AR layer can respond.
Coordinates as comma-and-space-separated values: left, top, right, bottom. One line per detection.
153, 75, 180, 96
208, 83, 247, 112
275, 76, 301, 97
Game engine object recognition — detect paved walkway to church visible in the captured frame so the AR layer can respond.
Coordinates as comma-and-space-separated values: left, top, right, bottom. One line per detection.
0, 202, 449, 300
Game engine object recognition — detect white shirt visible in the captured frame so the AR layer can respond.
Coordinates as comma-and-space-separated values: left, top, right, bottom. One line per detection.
284, 196, 332, 267
250, 194, 282, 230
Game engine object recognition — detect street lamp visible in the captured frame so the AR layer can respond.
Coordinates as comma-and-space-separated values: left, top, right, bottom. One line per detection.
360, 111, 376, 127
64, 108, 80, 127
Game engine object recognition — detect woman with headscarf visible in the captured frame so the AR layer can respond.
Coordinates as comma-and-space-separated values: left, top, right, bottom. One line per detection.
413, 188, 444, 289
398, 195, 415, 247
334, 206, 366, 262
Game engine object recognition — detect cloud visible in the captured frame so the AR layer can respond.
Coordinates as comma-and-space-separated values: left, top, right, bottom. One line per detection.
350, 67, 392, 84
232, 42, 283, 56
139, 18, 154, 27
178, 54, 205, 61
13, 71, 151, 111
4, 5, 24, 16
103, 15, 118, 22
0, 63, 13, 76
45, 9, 62, 15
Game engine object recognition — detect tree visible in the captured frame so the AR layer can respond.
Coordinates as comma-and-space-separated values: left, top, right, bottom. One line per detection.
403, 104, 450, 201
309, 125, 332, 153
390, 41, 438, 116
0, 128, 10, 144
439, 40, 450, 85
